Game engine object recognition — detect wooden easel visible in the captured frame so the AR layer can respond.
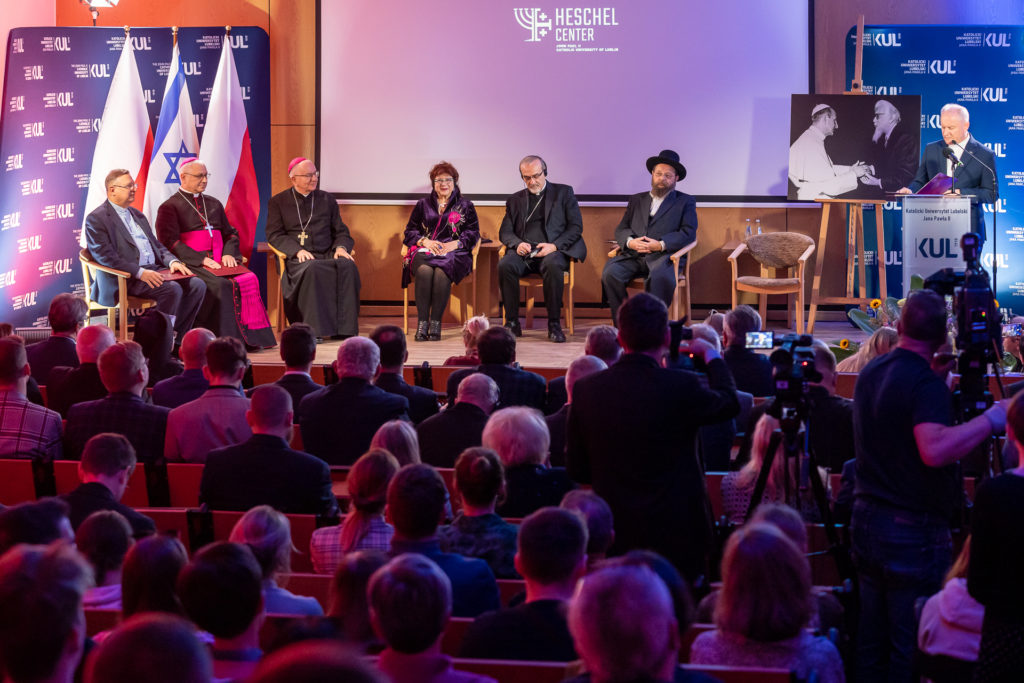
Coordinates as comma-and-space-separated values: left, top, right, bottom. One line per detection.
805, 16, 888, 332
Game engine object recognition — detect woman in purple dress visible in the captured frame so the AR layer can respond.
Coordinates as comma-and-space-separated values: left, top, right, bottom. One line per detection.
402, 162, 480, 341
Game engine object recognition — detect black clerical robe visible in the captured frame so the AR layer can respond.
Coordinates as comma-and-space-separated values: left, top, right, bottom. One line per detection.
266, 187, 360, 337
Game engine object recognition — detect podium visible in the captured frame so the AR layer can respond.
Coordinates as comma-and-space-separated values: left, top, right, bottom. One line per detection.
901, 195, 974, 294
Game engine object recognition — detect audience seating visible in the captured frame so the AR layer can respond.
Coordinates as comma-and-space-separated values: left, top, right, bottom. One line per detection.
53, 460, 149, 508
683, 665, 796, 683
497, 579, 525, 606
188, 509, 326, 573
278, 572, 332, 611
450, 658, 573, 683
441, 616, 474, 655
84, 607, 121, 636
0, 459, 39, 505
167, 463, 203, 508
135, 507, 192, 553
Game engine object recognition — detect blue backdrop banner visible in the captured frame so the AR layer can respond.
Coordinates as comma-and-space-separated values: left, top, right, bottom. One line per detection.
847, 25, 1019, 310
0, 26, 269, 328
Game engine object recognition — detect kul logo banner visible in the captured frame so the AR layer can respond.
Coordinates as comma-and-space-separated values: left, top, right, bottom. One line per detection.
846, 25, 1020, 309
0, 26, 269, 328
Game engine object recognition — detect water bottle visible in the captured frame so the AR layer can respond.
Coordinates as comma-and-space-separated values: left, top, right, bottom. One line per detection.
744, 219, 752, 238
755, 219, 763, 234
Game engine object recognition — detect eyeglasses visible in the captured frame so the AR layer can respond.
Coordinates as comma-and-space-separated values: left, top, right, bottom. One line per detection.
183, 172, 211, 180
433, 177, 455, 185
111, 183, 136, 190
293, 172, 320, 180
521, 172, 545, 182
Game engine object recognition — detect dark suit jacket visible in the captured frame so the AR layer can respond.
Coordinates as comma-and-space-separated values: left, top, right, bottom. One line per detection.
62, 481, 156, 539
446, 364, 547, 410
417, 402, 490, 468
390, 538, 500, 618
199, 433, 339, 516
269, 373, 323, 410
152, 368, 209, 409
545, 376, 567, 415
375, 372, 440, 424
85, 200, 180, 306
498, 182, 586, 261
545, 404, 569, 468
498, 464, 576, 519
65, 392, 170, 463
613, 189, 698, 264
47, 363, 106, 417
566, 354, 738, 581
871, 126, 918, 193
459, 599, 577, 661
909, 137, 998, 240
722, 345, 774, 397
26, 336, 78, 386
298, 377, 409, 466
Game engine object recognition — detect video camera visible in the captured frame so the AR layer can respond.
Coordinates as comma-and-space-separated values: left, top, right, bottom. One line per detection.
747, 331, 821, 426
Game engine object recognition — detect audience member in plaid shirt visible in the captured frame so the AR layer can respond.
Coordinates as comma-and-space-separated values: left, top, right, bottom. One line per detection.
310, 450, 398, 575
0, 337, 62, 461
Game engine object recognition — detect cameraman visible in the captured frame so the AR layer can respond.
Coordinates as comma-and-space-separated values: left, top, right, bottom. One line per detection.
1002, 315, 1024, 373
851, 289, 1006, 683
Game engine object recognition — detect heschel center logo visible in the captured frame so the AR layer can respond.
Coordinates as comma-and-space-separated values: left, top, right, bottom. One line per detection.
515, 8, 551, 42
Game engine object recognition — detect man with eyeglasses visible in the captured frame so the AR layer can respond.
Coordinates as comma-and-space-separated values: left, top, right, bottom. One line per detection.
267, 157, 360, 340
497, 155, 585, 343
600, 149, 697, 326
155, 158, 275, 349
85, 168, 206, 346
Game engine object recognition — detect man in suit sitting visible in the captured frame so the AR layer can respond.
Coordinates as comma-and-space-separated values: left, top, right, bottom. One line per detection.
199, 385, 339, 517
497, 155, 586, 343
899, 103, 998, 242
419, 373, 498, 469
546, 324, 621, 414
26, 293, 89, 386
567, 293, 738, 582
61, 433, 155, 540
298, 336, 409, 466
387, 464, 500, 618
47, 324, 115, 418
84, 168, 206, 345
370, 324, 439, 424
546, 355, 607, 468
260, 323, 322, 408
722, 305, 773, 397
65, 341, 169, 463
601, 149, 697, 326
152, 327, 214, 409
445, 326, 546, 410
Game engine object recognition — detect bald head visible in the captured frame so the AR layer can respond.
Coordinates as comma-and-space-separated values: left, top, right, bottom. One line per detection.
77, 325, 116, 364
456, 373, 499, 414
179, 328, 215, 369
336, 337, 380, 381
566, 355, 607, 403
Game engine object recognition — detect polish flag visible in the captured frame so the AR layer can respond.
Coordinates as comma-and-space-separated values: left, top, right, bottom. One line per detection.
143, 39, 199, 227
203, 32, 259, 259
81, 34, 153, 246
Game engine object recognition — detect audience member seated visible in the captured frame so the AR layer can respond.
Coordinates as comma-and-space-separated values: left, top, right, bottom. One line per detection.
199, 385, 338, 515
0, 337, 62, 461
737, 339, 854, 472
0, 498, 75, 555
256, 323, 322, 408
388, 464, 499, 617
311, 450, 398, 575
689, 523, 844, 683
177, 542, 266, 681
152, 327, 214, 408
62, 433, 155, 539
47, 324, 115, 418
419, 374, 498, 468
546, 324, 621, 414
0, 543, 92, 683
65, 341, 169, 463
0, 325, 44, 407
444, 316, 490, 367
371, 325, 440, 424
547, 355, 607, 467
250, 640, 386, 683
439, 447, 519, 579
689, 322, 752, 471
299, 337, 409, 466
133, 309, 184, 386
835, 325, 897, 373
604, 550, 695, 645
76, 510, 133, 609
370, 419, 421, 465
566, 564, 711, 683
85, 613, 214, 683
460, 507, 585, 661
722, 305, 773, 397
370, 553, 497, 683
704, 310, 725, 338
560, 490, 615, 570
230, 505, 324, 617
445, 326, 546, 409
121, 534, 190, 621
721, 414, 830, 524
327, 550, 390, 648
165, 336, 251, 463
26, 293, 87, 385
484, 406, 575, 518
918, 536, 982, 674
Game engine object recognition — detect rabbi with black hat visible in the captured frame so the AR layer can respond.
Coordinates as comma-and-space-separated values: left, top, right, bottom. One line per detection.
600, 149, 697, 325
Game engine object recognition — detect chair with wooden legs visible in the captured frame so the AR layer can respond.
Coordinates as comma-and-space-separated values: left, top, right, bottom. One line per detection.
728, 232, 815, 334
79, 248, 157, 341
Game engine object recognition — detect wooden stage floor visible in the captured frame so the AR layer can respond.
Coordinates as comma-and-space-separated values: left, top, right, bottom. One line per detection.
248, 317, 871, 370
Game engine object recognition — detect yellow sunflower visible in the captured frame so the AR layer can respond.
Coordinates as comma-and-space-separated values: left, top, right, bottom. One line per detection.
839, 339, 850, 349
870, 299, 882, 309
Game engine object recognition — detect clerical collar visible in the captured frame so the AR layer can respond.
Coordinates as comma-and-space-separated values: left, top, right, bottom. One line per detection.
293, 187, 311, 199
529, 181, 547, 196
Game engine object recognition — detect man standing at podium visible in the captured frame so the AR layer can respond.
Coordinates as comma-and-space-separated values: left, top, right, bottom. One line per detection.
899, 103, 998, 242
